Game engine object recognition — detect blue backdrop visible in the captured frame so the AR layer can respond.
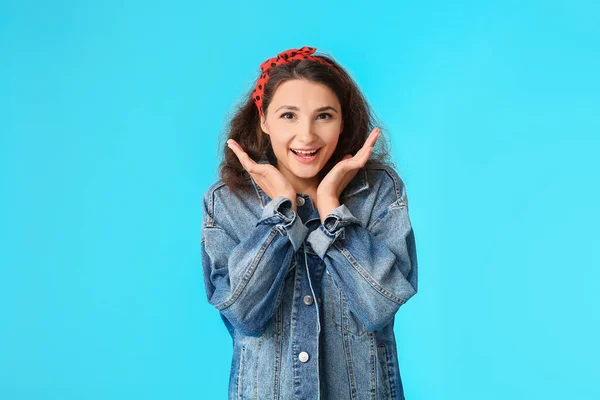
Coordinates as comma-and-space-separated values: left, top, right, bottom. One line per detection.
1, 1, 599, 399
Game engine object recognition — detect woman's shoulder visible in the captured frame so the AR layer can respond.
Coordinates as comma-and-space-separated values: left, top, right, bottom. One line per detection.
365, 163, 403, 182
202, 179, 227, 202
202, 177, 261, 223
202, 177, 255, 204
201, 180, 226, 214
364, 164, 408, 203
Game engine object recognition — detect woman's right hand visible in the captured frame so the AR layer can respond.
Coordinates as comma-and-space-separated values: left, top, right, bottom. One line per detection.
227, 139, 298, 210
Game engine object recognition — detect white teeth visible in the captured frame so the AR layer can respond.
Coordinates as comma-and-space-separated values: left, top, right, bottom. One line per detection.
292, 149, 318, 155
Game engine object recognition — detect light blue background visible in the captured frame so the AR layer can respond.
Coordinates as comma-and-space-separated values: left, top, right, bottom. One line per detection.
1, 1, 598, 399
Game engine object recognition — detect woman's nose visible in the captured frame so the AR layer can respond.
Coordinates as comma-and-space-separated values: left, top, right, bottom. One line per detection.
295, 119, 318, 142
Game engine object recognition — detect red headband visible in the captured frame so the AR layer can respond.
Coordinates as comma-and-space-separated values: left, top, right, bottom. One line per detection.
252, 46, 338, 118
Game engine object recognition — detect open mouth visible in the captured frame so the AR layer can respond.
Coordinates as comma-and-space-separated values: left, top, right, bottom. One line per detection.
290, 148, 320, 163
290, 148, 320, 157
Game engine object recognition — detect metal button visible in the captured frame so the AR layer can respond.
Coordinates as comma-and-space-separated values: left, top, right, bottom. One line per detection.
296, 196, 305, 207
298, 351, 309, 362
303, 295, 314, 305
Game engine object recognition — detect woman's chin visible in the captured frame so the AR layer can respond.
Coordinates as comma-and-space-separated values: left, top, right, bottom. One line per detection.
287, 157, 321, 174
291, 167, 320, 179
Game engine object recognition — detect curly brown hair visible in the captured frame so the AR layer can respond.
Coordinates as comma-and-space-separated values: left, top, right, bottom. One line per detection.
217, 48, 396, 195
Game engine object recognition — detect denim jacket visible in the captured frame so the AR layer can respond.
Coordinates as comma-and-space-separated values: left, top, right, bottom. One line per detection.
200, 162, 418, 400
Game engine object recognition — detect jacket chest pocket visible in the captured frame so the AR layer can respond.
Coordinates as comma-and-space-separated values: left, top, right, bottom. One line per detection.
260, 258, 295, 340
323, 269, 367, 337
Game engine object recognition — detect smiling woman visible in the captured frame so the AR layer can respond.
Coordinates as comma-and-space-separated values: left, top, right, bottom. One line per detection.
201, 46, 419, 400
259, 79, 344, 197
218, 46, 395, 198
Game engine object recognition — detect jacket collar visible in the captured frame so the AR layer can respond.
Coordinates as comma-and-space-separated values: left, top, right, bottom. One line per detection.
249, 159, 370, 208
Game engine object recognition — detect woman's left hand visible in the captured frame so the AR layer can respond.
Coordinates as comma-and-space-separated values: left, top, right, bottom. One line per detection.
316, 127, 381, 214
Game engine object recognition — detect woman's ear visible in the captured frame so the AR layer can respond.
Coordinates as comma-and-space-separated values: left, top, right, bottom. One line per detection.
260, 115, 270, 135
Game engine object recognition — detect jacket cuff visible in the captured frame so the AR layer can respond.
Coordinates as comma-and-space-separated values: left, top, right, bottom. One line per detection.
306, 203, 361, 259
256, 195, 309, 252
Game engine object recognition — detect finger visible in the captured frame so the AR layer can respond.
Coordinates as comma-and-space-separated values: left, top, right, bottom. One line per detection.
354, 145, 374, 167
352, 128, 380, 160
344, 149, 369, 170
226, 140, 246, 166
227, 139, 258, 173
354, 128, 381, 160
358, 129, 380, 159
367, 128, 381, 147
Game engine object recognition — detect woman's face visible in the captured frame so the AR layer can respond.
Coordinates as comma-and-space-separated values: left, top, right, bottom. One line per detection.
260, 79, 343, 193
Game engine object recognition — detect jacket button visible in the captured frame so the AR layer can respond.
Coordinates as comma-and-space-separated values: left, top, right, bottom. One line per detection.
303, 295, 314, 305
298, 351, 309, 362
296, 196, 305, 206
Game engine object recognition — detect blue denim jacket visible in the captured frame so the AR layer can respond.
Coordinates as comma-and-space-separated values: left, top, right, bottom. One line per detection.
201, 163, 418, 400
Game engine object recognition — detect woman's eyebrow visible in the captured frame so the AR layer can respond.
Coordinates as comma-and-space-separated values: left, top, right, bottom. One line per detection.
274, 105, 339, 114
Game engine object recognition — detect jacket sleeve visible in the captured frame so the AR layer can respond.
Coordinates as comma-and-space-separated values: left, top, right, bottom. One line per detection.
305, 172, 418, 332
201, 192, 309, 337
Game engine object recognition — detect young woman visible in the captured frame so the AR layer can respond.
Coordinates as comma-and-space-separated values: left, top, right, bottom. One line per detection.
201, 46, 418, 400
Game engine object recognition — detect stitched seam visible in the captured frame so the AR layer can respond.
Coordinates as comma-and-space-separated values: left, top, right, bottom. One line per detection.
368, 199, 407, 233
326, 272, 364, 337
333, 241, 406, 304
341, 289, 358, 400
378, 344, 392, 400
238, 346, 246, 399
370, 334, 376, 400
248, 176, 266, 208
205, 181, 227, 227
272, 303, 282, 399
215, 228, 279, 310
377, 167, 401, 201
254, 338, 262, 399
332, 286, 366, 337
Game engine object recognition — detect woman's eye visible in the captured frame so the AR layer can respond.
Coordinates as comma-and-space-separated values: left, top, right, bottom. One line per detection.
279, 112, 332, 120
